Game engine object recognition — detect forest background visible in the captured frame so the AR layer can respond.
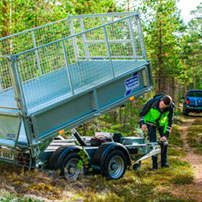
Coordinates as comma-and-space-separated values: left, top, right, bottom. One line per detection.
0, 0, 201, 98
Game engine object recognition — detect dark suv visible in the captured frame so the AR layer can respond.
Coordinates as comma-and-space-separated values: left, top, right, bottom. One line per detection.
183, 90, 202, 115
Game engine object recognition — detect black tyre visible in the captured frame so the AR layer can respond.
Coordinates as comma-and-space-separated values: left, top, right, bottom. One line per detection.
60, 152, 83, 180
102, 150, 127, 180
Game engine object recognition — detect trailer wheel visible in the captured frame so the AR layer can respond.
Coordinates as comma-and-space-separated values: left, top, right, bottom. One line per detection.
61, 152, 83, 180
102, 150, 127, 180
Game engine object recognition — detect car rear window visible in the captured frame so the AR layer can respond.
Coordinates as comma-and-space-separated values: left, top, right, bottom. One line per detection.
187, 91, 202, 97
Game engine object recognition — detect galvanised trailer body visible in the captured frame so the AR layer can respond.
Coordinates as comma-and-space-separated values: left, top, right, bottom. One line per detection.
0, 12, 156, 178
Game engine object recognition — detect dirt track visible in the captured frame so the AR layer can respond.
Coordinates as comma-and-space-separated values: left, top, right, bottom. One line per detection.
178, 117, 202, 201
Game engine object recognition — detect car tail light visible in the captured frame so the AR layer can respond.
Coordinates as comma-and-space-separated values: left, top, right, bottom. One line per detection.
186, 99, 189, 105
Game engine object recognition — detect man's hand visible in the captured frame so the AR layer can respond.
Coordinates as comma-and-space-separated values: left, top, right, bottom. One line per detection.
141, 124, 147, 131
160, 136, 167, 142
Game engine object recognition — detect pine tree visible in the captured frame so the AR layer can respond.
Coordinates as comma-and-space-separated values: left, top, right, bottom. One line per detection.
180, 3, 202, 92
138, 0, 183, 99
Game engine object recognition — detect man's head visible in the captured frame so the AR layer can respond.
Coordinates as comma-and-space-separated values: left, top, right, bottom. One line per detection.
159, 95, 172, 109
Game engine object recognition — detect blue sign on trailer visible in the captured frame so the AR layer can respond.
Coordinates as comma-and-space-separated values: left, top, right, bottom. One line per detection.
125, 72, 139, 96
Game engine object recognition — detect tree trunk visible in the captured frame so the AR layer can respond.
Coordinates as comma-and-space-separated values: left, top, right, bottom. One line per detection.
171, 77, 175, 100
119, 107, 122, 123
193, 66, 196, 89
2, 0, 10, 56
2, 0, 10, 37
127, 0, 130, 11
158, 8, 163, 93
184, 80, 187, 97
113, 110, 117, 124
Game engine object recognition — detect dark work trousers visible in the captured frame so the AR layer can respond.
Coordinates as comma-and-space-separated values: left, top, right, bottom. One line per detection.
147, 125, 168, 169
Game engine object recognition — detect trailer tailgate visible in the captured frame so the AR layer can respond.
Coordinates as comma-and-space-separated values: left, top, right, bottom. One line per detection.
0, 109, 21, 147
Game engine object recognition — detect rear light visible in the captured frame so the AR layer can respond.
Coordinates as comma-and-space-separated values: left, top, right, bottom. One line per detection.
186, 99, 189, 105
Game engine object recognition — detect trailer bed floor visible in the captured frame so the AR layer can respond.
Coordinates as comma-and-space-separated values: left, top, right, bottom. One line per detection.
0, 60, 145, 114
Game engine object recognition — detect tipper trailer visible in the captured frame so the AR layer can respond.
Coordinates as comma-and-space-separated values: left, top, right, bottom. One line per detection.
0, 11, 160, 180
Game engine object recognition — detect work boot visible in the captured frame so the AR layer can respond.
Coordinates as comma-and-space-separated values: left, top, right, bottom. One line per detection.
161, 163, 170, 168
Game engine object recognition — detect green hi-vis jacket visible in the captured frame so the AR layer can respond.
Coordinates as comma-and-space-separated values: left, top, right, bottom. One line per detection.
139, 95, 175, 137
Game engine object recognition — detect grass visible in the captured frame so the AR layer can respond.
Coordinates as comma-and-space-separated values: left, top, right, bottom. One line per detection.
168, 148, 186, 156
170, 169, 193, 185
0, 192, 43, 202
0, 115, 200, 202
187, 132, 202, 154
152, 193, 196, 202
187, 125, 202, 133
191, 118, 202, 125
1, 163, 193, 202
75, 115, 200, 202
174, 115, 187, 125
186, 118, 202, 154
167, 159, 193, 185
78, 157, 195, 202
169, 124, 184, 148
77, 116, 197, 202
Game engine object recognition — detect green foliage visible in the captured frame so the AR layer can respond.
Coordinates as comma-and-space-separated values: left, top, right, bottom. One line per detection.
133, 1, 201, 99
0, 192, 42, 202
78, 146, 92, 172
137, 0, 184, 97
0, 0, 122, 39
178, 3, 202, 91
61, 0, 121, 15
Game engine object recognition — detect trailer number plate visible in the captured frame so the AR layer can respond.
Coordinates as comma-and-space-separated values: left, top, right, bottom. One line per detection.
0, 149, 14, 160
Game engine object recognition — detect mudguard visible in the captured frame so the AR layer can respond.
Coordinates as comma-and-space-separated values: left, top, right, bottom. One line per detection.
48, 145, 90, 170
91, 142, 131, 167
